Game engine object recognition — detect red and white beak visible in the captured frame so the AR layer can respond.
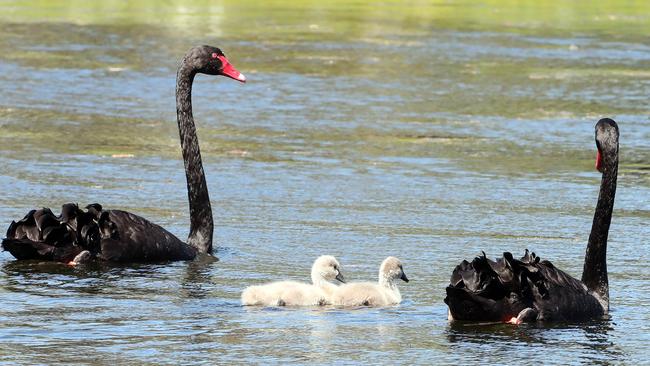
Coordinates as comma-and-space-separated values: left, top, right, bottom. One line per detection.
217, 55, 246, 83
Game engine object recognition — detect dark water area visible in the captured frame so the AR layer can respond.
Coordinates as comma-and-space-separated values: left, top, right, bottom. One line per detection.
1, 1, 649, 364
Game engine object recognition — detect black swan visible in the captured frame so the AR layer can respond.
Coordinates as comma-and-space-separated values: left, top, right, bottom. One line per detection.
1, 45, 246, 263
445, 118, 618, 323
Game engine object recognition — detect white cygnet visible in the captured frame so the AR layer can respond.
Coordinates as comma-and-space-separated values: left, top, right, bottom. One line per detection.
241, 255, 345, 306
331, 256, 409, 307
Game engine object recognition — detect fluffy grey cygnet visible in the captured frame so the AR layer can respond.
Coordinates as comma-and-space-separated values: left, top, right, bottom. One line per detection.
331, 256, 409, 307
241, 255, 345, 306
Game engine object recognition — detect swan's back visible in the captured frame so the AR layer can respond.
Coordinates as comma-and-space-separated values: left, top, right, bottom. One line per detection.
331, 282, 389, 306
445, 251, 605, 322
99, 210, 195, 262
241, 280, 330, 306
331, 257, 408, 307
277, 282, 329, 306
241, 281, 302, 306
2, 204, 197, 263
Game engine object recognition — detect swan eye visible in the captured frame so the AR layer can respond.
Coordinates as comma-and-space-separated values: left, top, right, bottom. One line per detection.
211, 52, 218, 59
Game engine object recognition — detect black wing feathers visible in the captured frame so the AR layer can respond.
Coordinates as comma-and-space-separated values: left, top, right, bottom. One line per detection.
445, 250, 604, 322
2, 203, 196, 263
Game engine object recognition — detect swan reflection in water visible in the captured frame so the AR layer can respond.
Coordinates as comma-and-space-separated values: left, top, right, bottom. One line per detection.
445, 317, 624, 361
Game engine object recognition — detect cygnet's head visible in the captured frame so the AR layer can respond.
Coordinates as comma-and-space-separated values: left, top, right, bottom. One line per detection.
379, 256, 409, 283
312, 255, 346, 283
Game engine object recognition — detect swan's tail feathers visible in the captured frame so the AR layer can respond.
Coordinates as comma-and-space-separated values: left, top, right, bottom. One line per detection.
3, 204, 105, 261
2, 237, 51, 259
445, 251, 545, 321
445, 252, 525, 321
1, 238, 83, 262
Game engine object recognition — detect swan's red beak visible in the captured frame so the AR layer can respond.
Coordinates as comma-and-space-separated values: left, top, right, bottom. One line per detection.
595, 150, 603, 173
217, 55, 246, 83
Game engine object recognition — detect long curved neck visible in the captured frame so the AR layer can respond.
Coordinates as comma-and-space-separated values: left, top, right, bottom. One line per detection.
581, 151, 617, 308
311, 269, 327, 287
176, 63, 213, 254
379, 273, 395, 289
379, 274, 401, 302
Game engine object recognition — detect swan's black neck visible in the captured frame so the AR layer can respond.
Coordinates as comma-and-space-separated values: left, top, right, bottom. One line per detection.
176, 62, 213, 254
581, 151, 617, 308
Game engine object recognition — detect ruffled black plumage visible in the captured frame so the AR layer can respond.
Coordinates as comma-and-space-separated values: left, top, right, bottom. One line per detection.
444, 118, 618, 323
3, 204, 101, 262
2, 203, 197, 263
444, 250, 604, 322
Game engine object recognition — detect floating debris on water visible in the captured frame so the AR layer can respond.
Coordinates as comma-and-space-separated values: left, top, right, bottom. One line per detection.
227, 149, 249, 157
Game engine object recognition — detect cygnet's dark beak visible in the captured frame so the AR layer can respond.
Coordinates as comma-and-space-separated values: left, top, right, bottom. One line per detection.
400, 271, 409, 283
335, 271, 346, 283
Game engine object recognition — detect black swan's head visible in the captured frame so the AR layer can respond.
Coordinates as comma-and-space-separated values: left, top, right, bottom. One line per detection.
595, 118, 619, 173
183, 45, 246, 82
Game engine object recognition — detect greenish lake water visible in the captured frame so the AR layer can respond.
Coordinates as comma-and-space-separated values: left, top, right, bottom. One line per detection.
1, 1, 649, 364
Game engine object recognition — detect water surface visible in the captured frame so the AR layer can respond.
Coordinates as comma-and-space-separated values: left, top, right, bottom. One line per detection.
1, 1, 649, 364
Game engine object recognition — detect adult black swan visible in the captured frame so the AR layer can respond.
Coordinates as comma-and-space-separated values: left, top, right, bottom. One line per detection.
1, 45, 246, 263
445, 118, 618, 323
